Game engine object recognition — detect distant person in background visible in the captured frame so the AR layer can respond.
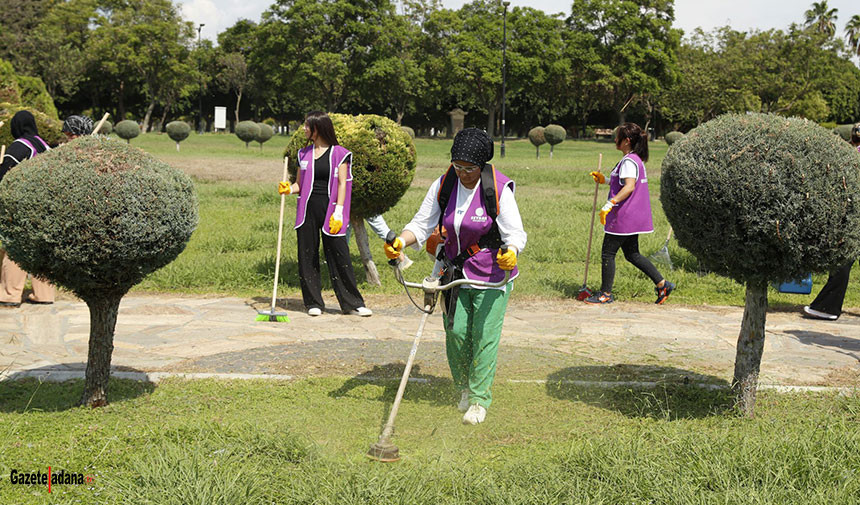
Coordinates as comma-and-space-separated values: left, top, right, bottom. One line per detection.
802, 123, 860, 320
61, 115, 94, 140
0, 111, 55, 307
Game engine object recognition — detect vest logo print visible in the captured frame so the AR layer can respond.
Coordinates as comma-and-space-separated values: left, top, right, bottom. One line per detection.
300, 160, 309, 169
471, 216, 487, 223
475, 208, 484, 217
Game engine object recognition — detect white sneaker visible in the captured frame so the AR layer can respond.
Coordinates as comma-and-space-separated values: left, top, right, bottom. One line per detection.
307, 307, 322, 316
350, 307, 373, 317
462, 404, 486, 425
399, 253, 413, 271
457, 390, 470, 412
803, 306, 838, 321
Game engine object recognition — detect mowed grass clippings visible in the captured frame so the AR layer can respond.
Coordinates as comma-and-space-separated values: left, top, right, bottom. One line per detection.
0, 378, 858, 504
126, 134, 860, 308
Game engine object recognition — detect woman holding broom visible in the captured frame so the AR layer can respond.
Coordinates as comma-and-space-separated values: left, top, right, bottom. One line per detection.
383, 128, 527, 425
277, 111, 371, 317
585, 122, 674, 305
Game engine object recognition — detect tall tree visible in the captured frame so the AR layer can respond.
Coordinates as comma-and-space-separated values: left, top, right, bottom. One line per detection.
216, 52, 250, 125
804, 1, 839, 37
845, 14, 860, 56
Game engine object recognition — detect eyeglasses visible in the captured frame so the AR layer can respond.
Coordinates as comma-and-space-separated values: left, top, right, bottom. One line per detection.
452, 162, 479, 173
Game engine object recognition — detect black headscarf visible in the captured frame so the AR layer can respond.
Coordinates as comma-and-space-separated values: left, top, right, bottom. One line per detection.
62, 115, 94, 137
10, 110, 39, 139
450, 127, 494, 168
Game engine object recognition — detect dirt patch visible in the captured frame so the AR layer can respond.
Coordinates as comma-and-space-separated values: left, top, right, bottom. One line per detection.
163, 157, 279, 183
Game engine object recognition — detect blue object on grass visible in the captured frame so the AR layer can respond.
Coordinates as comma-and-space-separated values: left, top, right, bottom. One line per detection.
774, 274, 813, 294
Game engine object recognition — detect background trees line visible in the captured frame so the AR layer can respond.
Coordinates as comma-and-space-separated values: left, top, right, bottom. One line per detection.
1, 0, 858, 136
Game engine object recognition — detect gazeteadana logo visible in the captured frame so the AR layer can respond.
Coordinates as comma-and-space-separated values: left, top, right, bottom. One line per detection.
9, 467, 94, 493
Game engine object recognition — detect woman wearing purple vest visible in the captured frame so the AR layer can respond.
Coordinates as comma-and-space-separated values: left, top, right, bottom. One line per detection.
802, 123, 860, 320
383, 128, 527, 425
0, 111, 55, 307
277, 111, 371, 317
586, 122, 674, 305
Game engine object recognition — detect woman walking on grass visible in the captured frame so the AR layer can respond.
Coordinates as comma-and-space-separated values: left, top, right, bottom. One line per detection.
277, 111, 371, 317
585, 122, 674, 305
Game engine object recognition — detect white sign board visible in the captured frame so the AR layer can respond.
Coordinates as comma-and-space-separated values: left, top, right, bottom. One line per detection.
214, 106, 227, 130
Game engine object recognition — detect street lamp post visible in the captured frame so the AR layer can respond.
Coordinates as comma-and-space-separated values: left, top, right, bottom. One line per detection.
500, 1, 509, 158
197, 23, 205, 134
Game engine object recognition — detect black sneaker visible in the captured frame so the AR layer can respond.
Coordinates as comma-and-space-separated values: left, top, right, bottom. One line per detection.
655, 281, 675, 304
585, 292, 614, 304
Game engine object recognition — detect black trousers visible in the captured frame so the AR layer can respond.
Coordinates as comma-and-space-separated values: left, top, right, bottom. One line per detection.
601, 233, 664, 294
809, 260, 855, 316
296, 194, 365, 312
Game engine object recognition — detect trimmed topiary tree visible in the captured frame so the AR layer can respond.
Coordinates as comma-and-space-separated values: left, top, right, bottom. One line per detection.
284, 113, 416, 285
661, 113, 860, 416
0, 136, 197, 406
665, 131, 685, 146
96, 119, 113, 135
255, 122, 274, 151
543, 124, 565, 158
114, 120, 140, 144
528, 126, 546, 158
166, 121, 191, 152
400, 126, 415, 139
235, 120, 259, 148
833, 124, 854, 141
0, 103, 63, 146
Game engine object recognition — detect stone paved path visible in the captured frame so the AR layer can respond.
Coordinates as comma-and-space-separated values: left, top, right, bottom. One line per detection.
1, 295, 858, 386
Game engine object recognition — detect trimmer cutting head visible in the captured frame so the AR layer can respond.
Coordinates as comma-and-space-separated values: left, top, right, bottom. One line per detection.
367, 441, 400, 462
576, 286, 594, 301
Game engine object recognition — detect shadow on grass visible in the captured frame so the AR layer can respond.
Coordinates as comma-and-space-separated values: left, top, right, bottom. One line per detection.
0, 364, 155, 413
545, 364, 733, 419
330, 363, 454, 430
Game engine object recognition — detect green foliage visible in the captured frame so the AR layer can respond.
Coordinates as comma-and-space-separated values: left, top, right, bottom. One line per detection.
400, 126, 415, 139
543, 124, 565, 145
236, 121, 260, 147
283, 113, 416, 218
661, 113, 860, 286
15, 74, 58, 120
166, 121, 191, 144
262, 117, 276, 126
664, 131, 685, 145
97, 119, 113, 135
0, 59, 20, 103
254, 123, 274, 146
833, 124, 854, 141
114, 120, 140, 143
0, 103, 63, 147
528, 127, 546, 146
0, 136, 197, 301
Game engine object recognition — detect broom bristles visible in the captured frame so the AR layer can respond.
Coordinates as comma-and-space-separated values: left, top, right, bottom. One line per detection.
256, 313, 290, 322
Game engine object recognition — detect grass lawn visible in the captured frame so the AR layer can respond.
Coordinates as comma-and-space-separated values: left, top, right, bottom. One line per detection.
1, 377, 858, 504
122, 132, 860, 309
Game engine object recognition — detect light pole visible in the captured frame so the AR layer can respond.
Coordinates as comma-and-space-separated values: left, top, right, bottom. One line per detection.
500, 1, 509, 158
197, 23, 205, 134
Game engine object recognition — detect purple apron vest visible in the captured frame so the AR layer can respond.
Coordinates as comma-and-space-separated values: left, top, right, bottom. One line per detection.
604, 153, 654, 235
15, 136, 50, 158
441, 169, 519, 284
294, 144, 353, 236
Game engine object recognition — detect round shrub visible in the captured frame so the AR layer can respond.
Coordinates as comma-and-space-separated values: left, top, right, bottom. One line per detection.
833, 124, 854, 141
0, 136, 197, 405
664, 131, 685, 146
544, 124, 565, 158
166, 120, 190, 144
235, 121, 260, 148
528, 127, 546, 146
262, 117, 276, 126
114, 120, 140, 144
96, 119, 113, 135
255, 122, 274, 149
284, 113, 416, 219
0, 103, 63, 147
400, 126, 415, 139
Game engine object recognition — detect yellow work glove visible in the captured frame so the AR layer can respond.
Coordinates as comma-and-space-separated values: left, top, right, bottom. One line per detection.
277, 181, 292, 195
599, 199, 616, 225
590, 171, 606, 184
384, 237, 404, 260
496, 246, 518, 270
329, 205, 344, 234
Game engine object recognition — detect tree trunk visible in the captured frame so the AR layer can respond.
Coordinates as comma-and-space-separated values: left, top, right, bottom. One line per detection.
486, 106, 496, 138
142, 100, 156, 133
550, 145, 554, 159
118, 80, 126, 121
536, 146, 540, 159
396, 110, 404, 125
351, 219, 381, 286
234, 90, 242, 125
81, 296, 122, 407
733, 281, 768, 417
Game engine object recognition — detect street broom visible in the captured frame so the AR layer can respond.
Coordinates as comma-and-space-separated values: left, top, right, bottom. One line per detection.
256, 156, 291, 323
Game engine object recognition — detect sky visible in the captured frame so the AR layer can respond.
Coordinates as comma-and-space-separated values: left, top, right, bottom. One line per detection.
177, 0, 859, 44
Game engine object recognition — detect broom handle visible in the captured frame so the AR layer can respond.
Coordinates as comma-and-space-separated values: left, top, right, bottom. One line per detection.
1, 145, 5, 161
270, 157, 289, 312
582, 153, 602, 285
92, 113, 110, 135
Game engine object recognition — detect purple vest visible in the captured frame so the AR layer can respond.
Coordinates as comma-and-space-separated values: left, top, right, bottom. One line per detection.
441, 169, 519, 284
15, 136, 50, 157
294, 144, 353, 236
604, 153, 654, 235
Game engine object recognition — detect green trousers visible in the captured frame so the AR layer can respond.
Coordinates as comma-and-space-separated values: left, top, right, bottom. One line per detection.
442, 284, 511, 409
